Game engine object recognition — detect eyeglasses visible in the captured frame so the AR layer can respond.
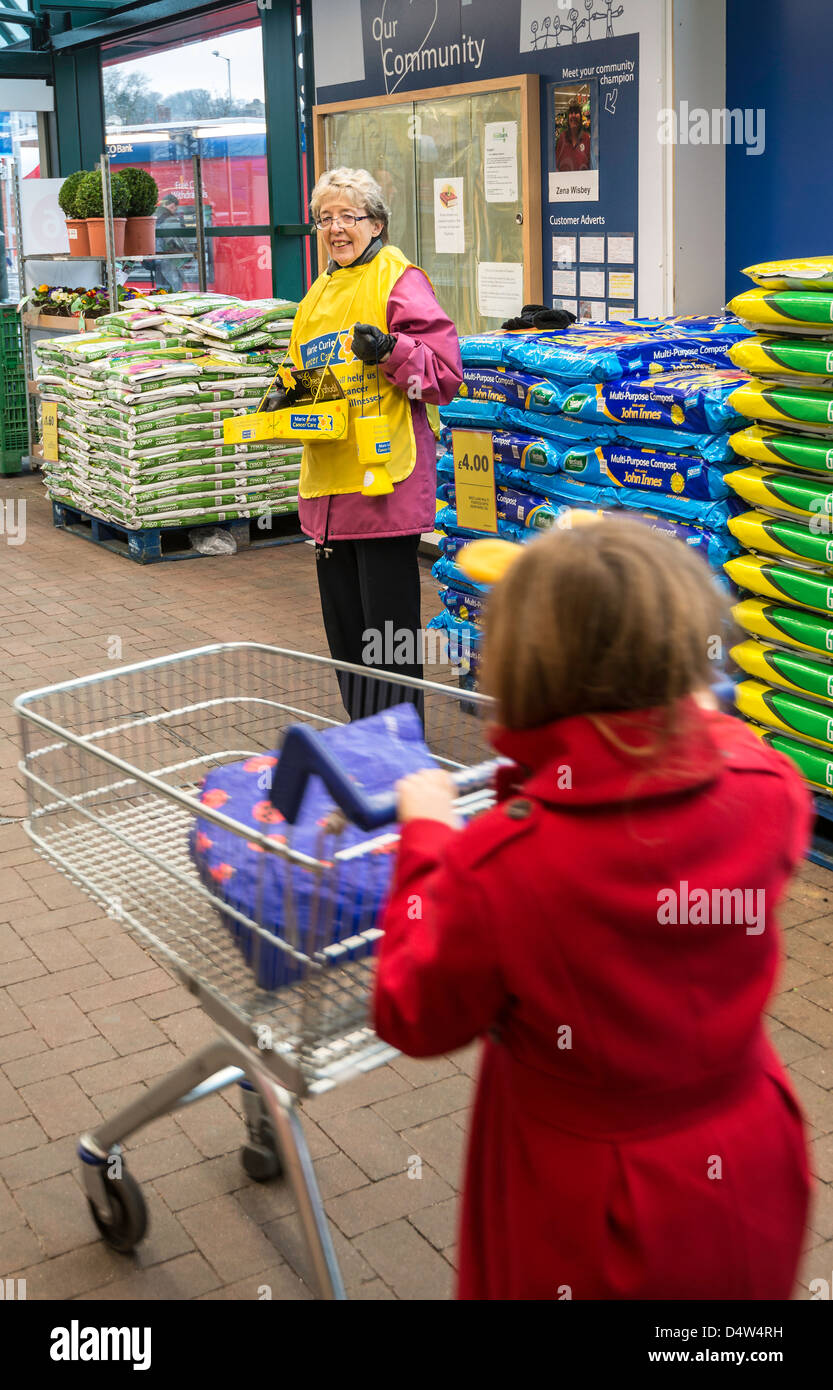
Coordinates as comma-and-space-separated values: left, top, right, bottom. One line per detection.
315, 213, 370, 230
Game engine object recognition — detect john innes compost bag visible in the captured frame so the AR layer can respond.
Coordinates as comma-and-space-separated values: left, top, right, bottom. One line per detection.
556, 369, 748, 434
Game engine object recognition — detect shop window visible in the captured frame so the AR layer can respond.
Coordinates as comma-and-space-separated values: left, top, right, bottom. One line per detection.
102, 2, 270, 298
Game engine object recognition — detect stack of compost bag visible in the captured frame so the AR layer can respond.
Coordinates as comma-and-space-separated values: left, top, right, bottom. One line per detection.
35, 292, 301, 531
724, 257, 833, 794
431, 316, 751, 690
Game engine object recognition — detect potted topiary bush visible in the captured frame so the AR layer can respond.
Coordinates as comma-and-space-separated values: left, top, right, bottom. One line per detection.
57, 170, 90, 257
76, 168, 130, 258
120, 167, 160, 256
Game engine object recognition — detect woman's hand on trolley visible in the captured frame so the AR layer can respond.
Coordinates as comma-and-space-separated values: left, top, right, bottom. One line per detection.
396, 768, 462, 829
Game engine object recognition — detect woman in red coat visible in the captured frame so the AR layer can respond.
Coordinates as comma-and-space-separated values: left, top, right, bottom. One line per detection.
373, 517, 811, 1300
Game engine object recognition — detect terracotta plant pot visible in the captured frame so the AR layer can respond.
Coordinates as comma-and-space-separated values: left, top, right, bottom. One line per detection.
123, 215, 157, 257
86, 217, 126, 259
65, 218, 90, 257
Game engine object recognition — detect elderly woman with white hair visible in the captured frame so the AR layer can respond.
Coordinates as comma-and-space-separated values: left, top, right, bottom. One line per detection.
286, 166, 462, 718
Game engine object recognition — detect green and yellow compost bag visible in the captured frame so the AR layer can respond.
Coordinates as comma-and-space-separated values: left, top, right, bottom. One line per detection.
731, 638, 833, 703
725, 554, 833, 615
749, 724, 833, 793
732, 597, 833, 657
730, 424, 833, 473
729, 378, 833, 433
735, 679, 833, 750
729, 335, 833, 382
742, 256, 833, 294
728, 509, 833, 567
728, 287, 833, 333
725, 465, 833, 517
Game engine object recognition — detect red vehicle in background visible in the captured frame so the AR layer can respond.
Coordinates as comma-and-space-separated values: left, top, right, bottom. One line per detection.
106, 118, 272, 297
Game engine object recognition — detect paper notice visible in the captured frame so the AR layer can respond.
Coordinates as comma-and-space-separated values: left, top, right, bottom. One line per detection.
552, 236, 576, 265
484, 122, 518, 203
607, 235, 634, 264
579, 236, 605, 263
477, 262, 524, 320
552, 269, 577, 298
434, 178, 465, 254
608, 270, 635, 299
552, 298, 578, 316
579, 300, 606, 321
580, 270, 606, 298
610, 303, 634, 319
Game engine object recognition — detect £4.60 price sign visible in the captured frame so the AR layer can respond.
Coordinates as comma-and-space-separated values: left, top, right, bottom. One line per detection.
452, 430, 498, 534
41, 402, 59, 462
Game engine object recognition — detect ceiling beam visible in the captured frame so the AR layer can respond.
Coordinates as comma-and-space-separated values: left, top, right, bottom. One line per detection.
0, 7, 36, 24
50, 0, 224, 49
0, 48, 51, 74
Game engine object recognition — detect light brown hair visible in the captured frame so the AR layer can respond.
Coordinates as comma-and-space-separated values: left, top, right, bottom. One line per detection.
481, 516, 729, 734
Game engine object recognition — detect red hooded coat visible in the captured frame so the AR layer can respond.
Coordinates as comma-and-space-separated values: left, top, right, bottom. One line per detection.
373, 703, 812, 1300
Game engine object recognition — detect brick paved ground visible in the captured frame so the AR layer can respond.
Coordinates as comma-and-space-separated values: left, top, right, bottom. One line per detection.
1, 473, 832, 1301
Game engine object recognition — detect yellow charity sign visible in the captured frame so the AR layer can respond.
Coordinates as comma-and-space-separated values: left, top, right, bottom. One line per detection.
41, 401, 59, 461
452, 430, 498, 534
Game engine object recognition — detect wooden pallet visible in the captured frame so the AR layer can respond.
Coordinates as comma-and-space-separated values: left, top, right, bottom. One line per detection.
51, 499, 304, 564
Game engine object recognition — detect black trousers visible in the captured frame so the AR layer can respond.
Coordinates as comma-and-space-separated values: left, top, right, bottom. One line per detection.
315, 534, 424, 720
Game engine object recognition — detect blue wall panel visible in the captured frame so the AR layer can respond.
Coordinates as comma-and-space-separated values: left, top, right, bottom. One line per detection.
725, 0, 833, 301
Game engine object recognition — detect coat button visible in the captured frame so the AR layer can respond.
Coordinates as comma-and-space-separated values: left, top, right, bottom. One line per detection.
505, 798, 532, 820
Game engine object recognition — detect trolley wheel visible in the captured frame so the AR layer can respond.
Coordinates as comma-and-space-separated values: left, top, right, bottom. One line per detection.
87, 1167, 148, 1253
241, 1119, 283, 1182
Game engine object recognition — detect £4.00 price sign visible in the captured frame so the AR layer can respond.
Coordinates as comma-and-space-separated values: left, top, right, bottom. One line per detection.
452, 430, 498, 534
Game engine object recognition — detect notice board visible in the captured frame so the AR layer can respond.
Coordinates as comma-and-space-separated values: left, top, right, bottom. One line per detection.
313, 75, 542, 336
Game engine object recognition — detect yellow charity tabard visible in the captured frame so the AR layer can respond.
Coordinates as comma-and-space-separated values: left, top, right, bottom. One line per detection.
289, 245, 420, 498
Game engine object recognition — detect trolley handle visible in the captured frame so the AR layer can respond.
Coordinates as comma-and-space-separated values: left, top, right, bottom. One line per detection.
270, 724, 505, 831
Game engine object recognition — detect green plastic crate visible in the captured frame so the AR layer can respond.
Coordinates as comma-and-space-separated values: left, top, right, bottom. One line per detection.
0, 304, 23, 365
0, 355, 28, 475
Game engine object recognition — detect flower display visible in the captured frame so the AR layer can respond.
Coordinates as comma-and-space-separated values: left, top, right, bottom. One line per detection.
24, 283, 144, 320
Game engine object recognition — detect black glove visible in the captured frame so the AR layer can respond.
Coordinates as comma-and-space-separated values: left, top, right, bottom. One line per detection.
262, 388, 288, 412
351, 322, 396, 363
262, 382, 301, 412
501, 304, 577, 331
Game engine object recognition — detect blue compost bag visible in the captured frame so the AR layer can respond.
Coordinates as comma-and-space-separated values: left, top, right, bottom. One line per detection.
434, 502, 528, 543
458, 332, 513, 366
459, 366, 562, 413
623, 511, 740, 569
615, 487, 741, 532
432, 554, 493, 597
497, 405, 616, 443
555, 368, 749, 434
440, 399, 615, 442
190, 703, 434, 990
438, 398, 506, 430
439, 585, 489, 625
501, 328, 706, 382
557, 442, 731, 501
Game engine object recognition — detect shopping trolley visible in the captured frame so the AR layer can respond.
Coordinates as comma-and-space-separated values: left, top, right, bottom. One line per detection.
14, 643, 499, 1300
